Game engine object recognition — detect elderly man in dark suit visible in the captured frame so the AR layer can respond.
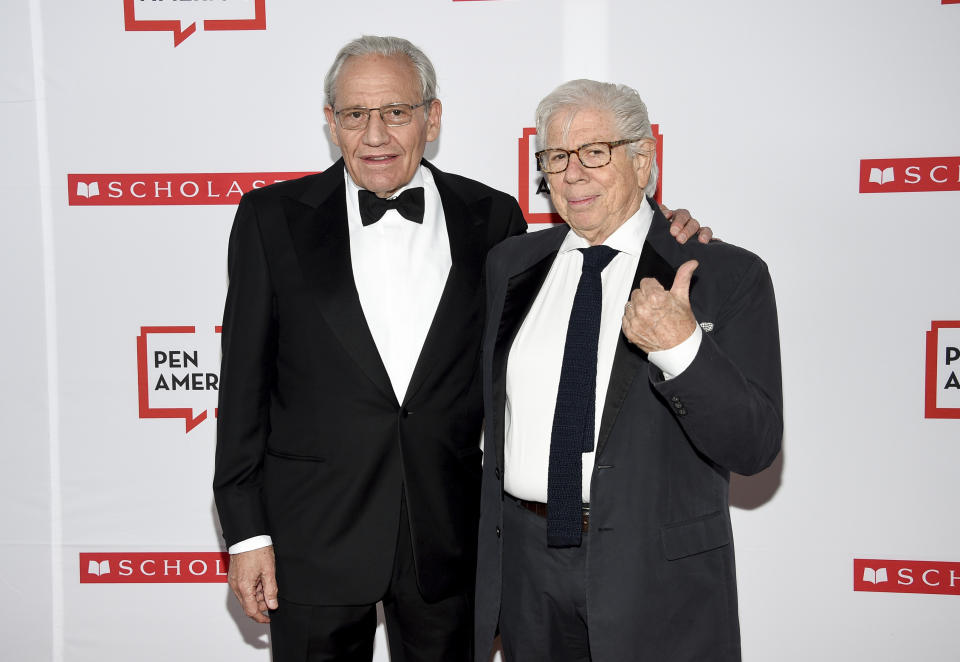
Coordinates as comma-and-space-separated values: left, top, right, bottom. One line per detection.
475, 79, 782, 662
214, 36, 709, 662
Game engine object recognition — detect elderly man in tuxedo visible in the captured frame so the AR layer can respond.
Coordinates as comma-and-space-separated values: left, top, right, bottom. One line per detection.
475, 79, 783, 662
214, 36, 709, 662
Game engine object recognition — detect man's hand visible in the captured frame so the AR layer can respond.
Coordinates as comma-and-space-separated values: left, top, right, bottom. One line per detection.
662, 206, 713, 244
228, 546, 279, 624
622, 260, 699, 353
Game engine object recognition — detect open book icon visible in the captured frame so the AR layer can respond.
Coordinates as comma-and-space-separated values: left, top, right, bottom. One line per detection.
868, 167, 894, 185
862, 567, 888, 584
88, 560, 110, 576
76, 181, 100, 198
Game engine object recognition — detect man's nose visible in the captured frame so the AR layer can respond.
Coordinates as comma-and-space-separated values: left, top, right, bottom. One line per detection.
564, 152, 588, 182
362, 110, 390, 145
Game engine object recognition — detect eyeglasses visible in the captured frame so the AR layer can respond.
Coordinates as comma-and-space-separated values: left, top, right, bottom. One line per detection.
334, 101, 431, 130
535, 138, 646, 174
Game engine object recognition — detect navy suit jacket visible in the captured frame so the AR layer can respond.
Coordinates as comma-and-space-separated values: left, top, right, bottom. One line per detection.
475, 202, 782, 661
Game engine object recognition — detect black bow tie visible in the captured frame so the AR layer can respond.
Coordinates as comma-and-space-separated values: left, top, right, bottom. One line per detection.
358, 187, 425, 226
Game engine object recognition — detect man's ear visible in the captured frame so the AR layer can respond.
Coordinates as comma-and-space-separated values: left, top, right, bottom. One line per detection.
633, 137, 656, 190
323, 105, 340, 148
425, 99, 442, 143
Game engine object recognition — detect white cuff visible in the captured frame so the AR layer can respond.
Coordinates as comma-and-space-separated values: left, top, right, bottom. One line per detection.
648, 324, 702, 380
228, 535, 273, 555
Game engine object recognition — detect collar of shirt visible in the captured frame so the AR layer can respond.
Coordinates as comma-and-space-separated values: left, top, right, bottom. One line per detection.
557, 196, 654, 257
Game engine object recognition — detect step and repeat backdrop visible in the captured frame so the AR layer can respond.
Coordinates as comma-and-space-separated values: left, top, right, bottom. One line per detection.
3, 1, 959, 660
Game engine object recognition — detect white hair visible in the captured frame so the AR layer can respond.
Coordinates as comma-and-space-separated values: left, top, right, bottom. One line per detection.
535, 79, 658, 198
324, 35, 438, 112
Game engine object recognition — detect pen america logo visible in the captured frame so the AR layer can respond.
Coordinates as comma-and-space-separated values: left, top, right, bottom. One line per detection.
67, 171, 314, 206
518, 125, 663, 224
80, 552, 229, 583
854, 559, 960, 595
137, 325, 222, 433
859, 157, 960, 193
925, 321, 960, 419
123, 0, 266, 47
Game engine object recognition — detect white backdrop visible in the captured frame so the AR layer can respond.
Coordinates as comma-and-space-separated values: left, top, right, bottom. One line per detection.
3, 1, 959, 660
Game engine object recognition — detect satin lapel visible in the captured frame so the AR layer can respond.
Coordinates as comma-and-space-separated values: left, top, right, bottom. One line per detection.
595, 236, 676, 457
401, 167, 487, 405
286, 166, 396, 404
491, 228, 567, 470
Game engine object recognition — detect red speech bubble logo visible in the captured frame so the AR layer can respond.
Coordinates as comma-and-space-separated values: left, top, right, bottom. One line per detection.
925, 321, 960, 419
518, 125, 663, 225
123, 0, 266, 47
137, 325, 222, 432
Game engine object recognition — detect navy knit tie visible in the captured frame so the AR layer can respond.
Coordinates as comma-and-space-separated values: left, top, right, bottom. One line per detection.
547, 244, 618, 547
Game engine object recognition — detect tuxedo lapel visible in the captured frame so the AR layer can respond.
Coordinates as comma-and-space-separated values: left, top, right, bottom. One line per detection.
400, 166, 488, 405
596, 210, 677, 457
491, 226, 568, 469
286, 162, 396, 404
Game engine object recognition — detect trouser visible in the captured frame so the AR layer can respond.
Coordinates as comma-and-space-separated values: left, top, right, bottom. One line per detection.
500, 495, 593, 662
269, 497, 472, 662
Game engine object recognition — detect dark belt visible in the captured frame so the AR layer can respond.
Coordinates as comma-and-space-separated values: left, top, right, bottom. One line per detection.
507, 493, 590, 532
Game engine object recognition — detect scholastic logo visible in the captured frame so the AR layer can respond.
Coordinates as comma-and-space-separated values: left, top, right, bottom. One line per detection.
67, 172, 314, 206
518, 125, 663, 224
124, 0, 266, 47
137, 325, 221, 433
859, 157, 960, 193
80, 552, 228, 583
925, 321, 960, 419
854, 558, 960, 595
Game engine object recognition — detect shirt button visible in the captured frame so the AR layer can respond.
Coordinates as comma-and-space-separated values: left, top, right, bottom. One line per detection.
495, 526, 501, 538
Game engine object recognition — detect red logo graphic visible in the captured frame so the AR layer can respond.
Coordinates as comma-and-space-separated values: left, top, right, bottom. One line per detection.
123, 0, 266, 47
854, 559, 960, 595
67, 172, 313, 206
518, 125, 663, 224
137, 326, 222, 433
925, 321, 960, 419
859, 157, 960, 193
80, 552, 228, 583
943, 1, 960, 5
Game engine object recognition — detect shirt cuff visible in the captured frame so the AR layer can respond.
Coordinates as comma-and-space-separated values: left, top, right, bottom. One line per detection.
228, 535, 273, 555
648, 324, 702, 380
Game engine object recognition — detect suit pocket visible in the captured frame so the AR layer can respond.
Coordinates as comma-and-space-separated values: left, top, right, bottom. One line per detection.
660, 511, 730, 561
265, 447, 326, 462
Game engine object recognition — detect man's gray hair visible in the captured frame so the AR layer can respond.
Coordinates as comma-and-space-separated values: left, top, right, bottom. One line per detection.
324, 35, 438, 111
535, 79, 658, 198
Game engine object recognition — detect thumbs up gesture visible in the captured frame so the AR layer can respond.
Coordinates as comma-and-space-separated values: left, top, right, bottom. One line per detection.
621, 260, 699, 354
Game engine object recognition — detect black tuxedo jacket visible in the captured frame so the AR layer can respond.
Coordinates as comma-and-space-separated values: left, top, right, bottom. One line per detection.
475, 203, 782, 661
214, 159, 526, 605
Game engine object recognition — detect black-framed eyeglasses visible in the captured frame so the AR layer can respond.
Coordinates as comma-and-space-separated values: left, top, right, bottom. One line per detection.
334, 101, 431, 130
535, 138, 647, 174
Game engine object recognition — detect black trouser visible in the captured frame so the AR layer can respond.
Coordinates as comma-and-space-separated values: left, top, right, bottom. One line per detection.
500, 495, 593, 662
269, 497, 472, 662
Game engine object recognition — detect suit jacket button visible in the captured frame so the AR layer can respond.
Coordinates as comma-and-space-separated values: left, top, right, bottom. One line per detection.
671, 395, 680, 403
495, 467, 501, 480
400, 408, 410, 418
678, 408, 687, 416
495, 526, 501, 538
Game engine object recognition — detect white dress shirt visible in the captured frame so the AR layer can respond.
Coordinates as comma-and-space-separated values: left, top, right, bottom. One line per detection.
229, 165, 451, 555
503, 198, 701, 503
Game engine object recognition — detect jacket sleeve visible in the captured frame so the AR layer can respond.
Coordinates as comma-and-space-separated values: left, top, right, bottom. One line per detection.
213, 194, 277, 546
655, 256, 783, 476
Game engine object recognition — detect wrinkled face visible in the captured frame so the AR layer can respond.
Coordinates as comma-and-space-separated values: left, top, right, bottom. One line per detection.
544, 107, 654, 245
323, 54, 441, 198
